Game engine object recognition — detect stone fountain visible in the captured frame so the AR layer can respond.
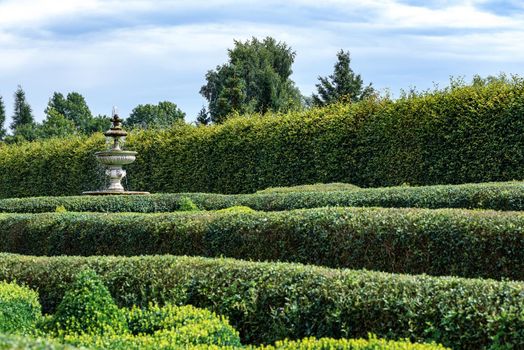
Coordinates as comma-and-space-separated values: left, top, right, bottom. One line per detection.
83, 108, 149, 195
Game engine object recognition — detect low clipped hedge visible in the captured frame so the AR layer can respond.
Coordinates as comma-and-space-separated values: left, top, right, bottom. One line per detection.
2, 181, 524, 214
260, 337, 449, 350
0, 281, 42, 335
0, 334, 448, 350
44, 268, 241, 349
0, 254, 523, 349
0, 335, 81, 350
1, 207, 523, 280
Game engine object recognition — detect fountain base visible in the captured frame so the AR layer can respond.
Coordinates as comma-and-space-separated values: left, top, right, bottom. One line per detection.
82, 191, 150, 196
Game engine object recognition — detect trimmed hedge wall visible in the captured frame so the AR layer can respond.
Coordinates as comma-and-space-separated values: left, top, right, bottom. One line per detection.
2, 181, 524, 213
0, 254, 522, 349
0, 281, 42, 334
1, 207, 523, 280
1, 79, 524, 198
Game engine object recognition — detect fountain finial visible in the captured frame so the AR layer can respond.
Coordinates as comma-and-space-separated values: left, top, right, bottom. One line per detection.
105, 107, 127, 139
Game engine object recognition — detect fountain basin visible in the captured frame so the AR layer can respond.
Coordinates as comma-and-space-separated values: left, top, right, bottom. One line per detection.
95, 150, 137, 166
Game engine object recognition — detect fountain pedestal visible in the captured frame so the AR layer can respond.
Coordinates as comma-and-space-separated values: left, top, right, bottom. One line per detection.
83, 109, 149, 196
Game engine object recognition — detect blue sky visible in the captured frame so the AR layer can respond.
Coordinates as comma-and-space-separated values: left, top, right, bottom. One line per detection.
0, 0, 523, 127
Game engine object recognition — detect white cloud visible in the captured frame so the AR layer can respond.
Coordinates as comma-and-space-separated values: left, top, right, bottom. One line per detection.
0, 0, 523, 125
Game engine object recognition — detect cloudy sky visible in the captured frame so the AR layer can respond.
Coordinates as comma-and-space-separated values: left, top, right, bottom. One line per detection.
0, 0, 523, 127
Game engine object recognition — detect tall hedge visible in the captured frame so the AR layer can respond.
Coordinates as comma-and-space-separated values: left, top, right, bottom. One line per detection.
0, 254, 522, 349
1, 79, 524, 198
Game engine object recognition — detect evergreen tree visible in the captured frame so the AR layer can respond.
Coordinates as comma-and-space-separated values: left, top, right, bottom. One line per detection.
0, 96, 6, 140
200, 37, 302, 124
196, 106, 210, 126
312, 50, 374, 106
10, 85, 34, 130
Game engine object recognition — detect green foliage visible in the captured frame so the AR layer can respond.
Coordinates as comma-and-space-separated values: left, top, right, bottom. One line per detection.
216, 206, 254, 213
1, 254, 523, 349
45, 92, 92, 133
0, 96, 6, 140
43, 269, 128, 336
125, 304, 241, 346
0, 281, 42, 334
178, 196, 199, 211
39, 92, 110, 137
10, 85, 34, 131
7, 122, 40, 143
200, 37, 302, 123
312, 50, 374, 106
256, 182, 360, 193
126, 101, 186, 129
0, 334, 83, 350
0, 207, 523, 280
2, 78, 524, 195
40, 108, 78, 139
0, 334, 449, 350
55, 205, 67, 213
2, 181, 524, 213
41, 270, 239, 349
262, 336, 448, 350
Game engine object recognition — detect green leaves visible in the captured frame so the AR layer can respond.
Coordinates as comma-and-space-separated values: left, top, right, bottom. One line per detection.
44, 268, 128, 336
0, 281, 42, 335
0, 254, 522, 348
0, 206, 523, 280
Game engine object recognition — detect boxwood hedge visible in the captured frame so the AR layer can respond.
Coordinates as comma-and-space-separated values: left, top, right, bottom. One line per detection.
0, 334, 449, 350
0, 281, 42, 335
1, 207, 523, 280
1, 78, 523, 198
1, 181, 524, 213
0, 254, 522, 349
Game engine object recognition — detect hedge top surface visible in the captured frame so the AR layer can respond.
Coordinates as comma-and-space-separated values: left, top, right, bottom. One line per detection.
1, 180, 524, 213
1, 206, 524, 280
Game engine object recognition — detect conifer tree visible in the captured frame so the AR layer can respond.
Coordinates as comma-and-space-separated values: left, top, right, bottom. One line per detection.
313, 50, 374, 106
10, 85, 34, 130
0, 96, 6, 140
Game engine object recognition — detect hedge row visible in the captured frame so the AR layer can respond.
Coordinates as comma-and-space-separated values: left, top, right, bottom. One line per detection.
0, 281, 41, 335
2, 181, 524, 213
259, 338, 448, 350
0, 254, 522, 349
1, 78, 524, 198
0, 334, 449, 350
1, 207, 523, 280
0, 335, 80, 350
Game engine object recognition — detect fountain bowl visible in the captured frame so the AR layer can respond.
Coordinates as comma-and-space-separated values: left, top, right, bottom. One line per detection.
95, 150, 137, 166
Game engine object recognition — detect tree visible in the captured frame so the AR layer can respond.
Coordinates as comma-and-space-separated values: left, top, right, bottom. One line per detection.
39, 107, 77, 139
312, 50, 374, 106
126, 101, 185, 129
0, 96, 6, 140
200, 37, 302, 124
10, 85, 34, 131
196, 106, 210, 126
45, 92, 94, 133
85, 115, 111, 134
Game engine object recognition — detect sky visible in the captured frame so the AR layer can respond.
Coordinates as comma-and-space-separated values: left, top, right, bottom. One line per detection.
0, 0, 523, 127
